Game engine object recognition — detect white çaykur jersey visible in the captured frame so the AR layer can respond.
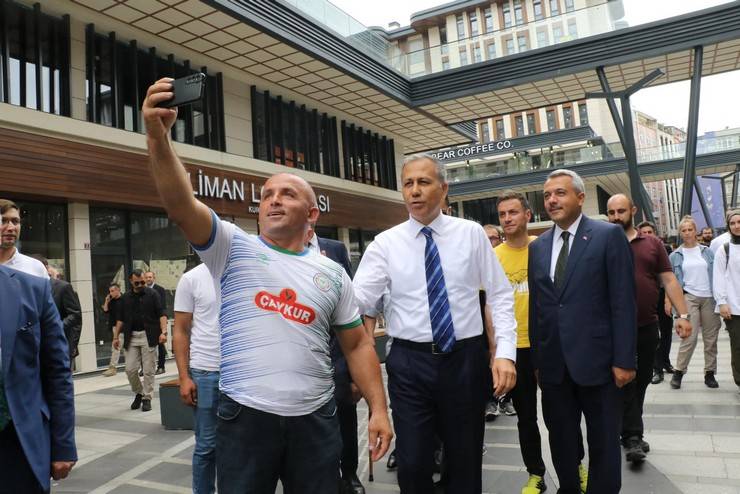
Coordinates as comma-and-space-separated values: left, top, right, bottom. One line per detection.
193, 211, 362, 416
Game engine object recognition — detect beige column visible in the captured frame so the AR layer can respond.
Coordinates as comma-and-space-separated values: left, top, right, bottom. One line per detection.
68, 202, 96, 373
69, 17, 87, 121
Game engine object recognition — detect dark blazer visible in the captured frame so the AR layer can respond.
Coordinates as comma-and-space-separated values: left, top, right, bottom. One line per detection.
50, 278, 82, 359
117, 287, 166, 349
528, 216, 637, 386
0, 266, 77, 491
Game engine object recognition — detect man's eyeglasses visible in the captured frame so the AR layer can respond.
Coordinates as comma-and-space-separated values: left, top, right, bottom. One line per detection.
1, 217, 21, 226
132, 281, 146, 286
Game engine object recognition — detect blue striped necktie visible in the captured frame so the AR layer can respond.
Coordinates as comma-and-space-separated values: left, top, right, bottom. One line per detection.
421, 226, 456, 353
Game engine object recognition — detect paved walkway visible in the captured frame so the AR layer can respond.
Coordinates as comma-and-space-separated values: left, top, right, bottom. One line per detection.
54, 331, 740, 493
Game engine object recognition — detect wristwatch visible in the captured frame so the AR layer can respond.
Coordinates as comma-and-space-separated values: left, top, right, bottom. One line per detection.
673, 313, 689, 321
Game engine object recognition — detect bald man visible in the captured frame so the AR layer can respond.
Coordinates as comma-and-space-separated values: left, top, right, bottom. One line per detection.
142, 79, 392, 494
606, 194, 691, 464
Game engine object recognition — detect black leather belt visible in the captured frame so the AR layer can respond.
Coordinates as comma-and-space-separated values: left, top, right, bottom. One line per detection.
393, 334, 483, 355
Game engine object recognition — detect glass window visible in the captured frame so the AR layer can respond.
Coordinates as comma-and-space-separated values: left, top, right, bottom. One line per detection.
550, 0, 560, 16
534, 0, 545, 20
517, 33, 529, 52
568, 18, 578, 38
514, 0, 525, 25
495, 119, 505, 139
408, 37, 424, 66
565, 0, 575, 12
505, 37, 515, 55
442, 58, 450, 70
515, 115, 525, 136
439, 26, 448, 54
473, 44, 482, 62
459, 47, 468, 65
537, 29, 549, 47
546, 109, 557, 130
486, 41, 496, 59
14, 200, 68, 279
481, 122, 490, 142
484, 8, 494, 32
579, 102, 589, 126
469, 11, 479, 37
348, 229, 379, 273
456, 14, 465, 40
563, 106, 574, 128
1, 2, 70, 115
527, 113, 537, 135
553, 24, 563, 43
340, 122, 397, 190
503, 2, 512, 28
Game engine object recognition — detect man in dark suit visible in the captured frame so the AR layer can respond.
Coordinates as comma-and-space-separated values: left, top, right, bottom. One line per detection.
528, 169, 637, 494
0, 265, 77, 493
32, 255, 83, 362
145, 270, 168, 374
307, 226, 365, 494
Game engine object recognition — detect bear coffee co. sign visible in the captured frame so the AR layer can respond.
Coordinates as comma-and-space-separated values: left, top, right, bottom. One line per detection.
188, 168, 331, 214
431, 140, 513, 164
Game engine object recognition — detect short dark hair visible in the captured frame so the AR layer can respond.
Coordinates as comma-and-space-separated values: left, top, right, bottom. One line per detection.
0, 199, 19, 215
701, 227, 713, 233
109, 282, 120, 289
496, 190, 530, 211
130, 269, 144, 278
637, 221, 656, 231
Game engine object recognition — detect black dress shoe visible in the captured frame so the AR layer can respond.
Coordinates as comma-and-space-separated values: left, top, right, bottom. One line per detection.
664, 364, 676, 374
141, 399, 152, 412
705, 371, 719, 388
386, 450, 397, 470
131, 393, 143, 410
341, 472, 365, 494
651, 370, 664, 384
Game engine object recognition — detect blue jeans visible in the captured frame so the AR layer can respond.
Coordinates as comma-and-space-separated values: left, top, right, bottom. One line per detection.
191, 369, 219, 494
216, 393, 341, 494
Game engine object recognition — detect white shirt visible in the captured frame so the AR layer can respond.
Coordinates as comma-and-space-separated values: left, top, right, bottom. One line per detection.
712, 242, 740, 315
193, 211, 362, 416
710, 231, 732, 253
549, 214, 583, 281
174, 264, 220, 372
681, 246, 713, 297
1, 248, 49, 279
353, 213, 517, 361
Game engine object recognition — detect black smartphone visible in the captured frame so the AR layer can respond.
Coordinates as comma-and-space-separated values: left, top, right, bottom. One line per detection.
157, 73, 206, 108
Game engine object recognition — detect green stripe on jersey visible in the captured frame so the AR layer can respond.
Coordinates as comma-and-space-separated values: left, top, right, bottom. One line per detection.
334, 318, 363, 331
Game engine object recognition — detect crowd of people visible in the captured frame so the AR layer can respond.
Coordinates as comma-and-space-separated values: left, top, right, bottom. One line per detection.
1, 77, 740, 494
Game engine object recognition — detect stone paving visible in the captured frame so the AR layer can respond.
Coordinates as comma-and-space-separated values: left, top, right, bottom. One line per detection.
54, 331, 740, 493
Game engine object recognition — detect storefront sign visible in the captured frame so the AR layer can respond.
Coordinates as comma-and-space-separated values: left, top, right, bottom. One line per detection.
431, 140, 512, 164
190, 169, 331, 214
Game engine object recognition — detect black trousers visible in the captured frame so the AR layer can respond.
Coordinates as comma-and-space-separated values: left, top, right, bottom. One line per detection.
511, 348, 546, 476
0, 423, 47, 494
387, 337, 488, 494
335, 374, 359, 476
653, 289, 673, 371
623, 323, 659, 441
157, 342, 166, 369
541, 370, 622, 494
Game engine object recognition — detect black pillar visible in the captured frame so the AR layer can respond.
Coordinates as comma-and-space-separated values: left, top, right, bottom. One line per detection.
680, 46, 704, 218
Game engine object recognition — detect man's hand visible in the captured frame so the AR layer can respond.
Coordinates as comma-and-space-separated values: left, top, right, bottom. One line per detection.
142, 78, 178, 140
492, 358, 517, 396
159, 333, 168, 344
720, 304, 732, 320
179, 376, 197, 407
367, 410, 393, 462
675, 318, 692, 339
51, 461, 76, 480
112, 338, 120, 351
664, 299, 673, 317
612, 366, 636, 388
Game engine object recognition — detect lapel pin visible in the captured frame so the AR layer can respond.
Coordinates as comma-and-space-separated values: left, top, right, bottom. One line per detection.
582, 236, 588, 241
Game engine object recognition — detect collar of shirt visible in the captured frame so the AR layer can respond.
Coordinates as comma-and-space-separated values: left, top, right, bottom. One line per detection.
407, 211, 446, 238
553, 213, 583, 244
307, 232, 320, 251
4, 247, 19, 265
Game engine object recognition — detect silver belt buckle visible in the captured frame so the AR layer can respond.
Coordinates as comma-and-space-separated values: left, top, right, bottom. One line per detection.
431, 343, 443, 355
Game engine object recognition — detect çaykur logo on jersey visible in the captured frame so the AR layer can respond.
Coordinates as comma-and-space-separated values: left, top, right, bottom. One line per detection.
254, 288, 316, 324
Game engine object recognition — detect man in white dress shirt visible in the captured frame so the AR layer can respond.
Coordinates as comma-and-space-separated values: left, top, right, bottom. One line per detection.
0, 199, 49, 279
353, 154, 517, 494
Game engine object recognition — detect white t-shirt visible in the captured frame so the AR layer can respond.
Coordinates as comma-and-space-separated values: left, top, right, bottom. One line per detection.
682, 246, 712, 297
712, 242, 740, 315
710, 232, 732, 253
193, 211, 362, 416
174, 264, 220, 372
1, 249, 49, 279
